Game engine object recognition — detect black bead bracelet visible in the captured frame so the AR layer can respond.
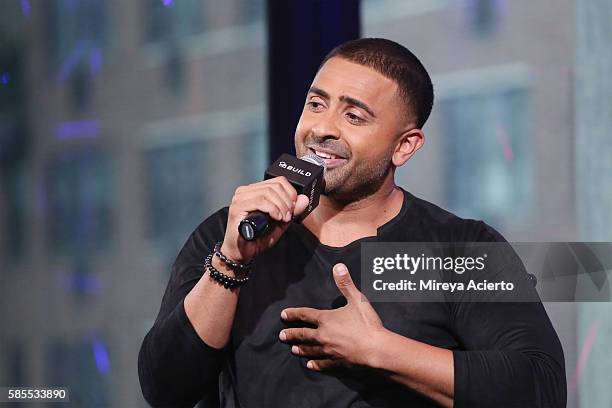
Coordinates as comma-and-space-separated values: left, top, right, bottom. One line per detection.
213, 242, 254, 271
204, 254, 250, 289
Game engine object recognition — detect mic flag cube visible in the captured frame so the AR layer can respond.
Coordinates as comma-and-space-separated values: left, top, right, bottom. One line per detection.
264, 153, 326, 222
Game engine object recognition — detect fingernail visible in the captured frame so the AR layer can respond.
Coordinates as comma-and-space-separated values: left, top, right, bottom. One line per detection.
291, 345, 299, 354
279, 331, 286, 341
281, 310, 287, 319
285, 211, 291, 221
334, 264, 348, 276
307, 360, 314, 369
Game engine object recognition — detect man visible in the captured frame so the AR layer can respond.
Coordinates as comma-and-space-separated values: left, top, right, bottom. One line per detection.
138, 38, 566, 407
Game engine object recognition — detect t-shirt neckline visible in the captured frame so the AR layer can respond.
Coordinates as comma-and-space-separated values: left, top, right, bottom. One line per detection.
292, 187, 411, 252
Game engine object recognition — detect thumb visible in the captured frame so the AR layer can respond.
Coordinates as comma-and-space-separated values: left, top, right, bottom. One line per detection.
333, 263, 361, 304
293, 194, 310, 217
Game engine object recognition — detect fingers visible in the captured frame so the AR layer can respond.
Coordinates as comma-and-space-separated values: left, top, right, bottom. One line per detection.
279, 327, 318, 344
233, 189, 290, 222
306, 359, 336, 371
291, 344, 327, 359
266, 177, 307, 220
265, 176, 298, 205
256, 178, 296, 213
290, 343, 338, 371
293, 194, 310, 217
332, 263, 361, 304
223, 177, 299, 261
233, 177, 299, 222
244, 194, 286, 222
281, 307, 321, 325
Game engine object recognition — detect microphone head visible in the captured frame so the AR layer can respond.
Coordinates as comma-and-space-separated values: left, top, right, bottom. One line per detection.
299, 154, 327, 174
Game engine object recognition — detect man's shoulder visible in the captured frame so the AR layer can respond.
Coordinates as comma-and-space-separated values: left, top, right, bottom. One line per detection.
400, 190, 506, 243
190, 206, 229, 243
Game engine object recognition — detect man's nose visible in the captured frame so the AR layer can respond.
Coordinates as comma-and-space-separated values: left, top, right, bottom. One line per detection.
310, 113, 341, 141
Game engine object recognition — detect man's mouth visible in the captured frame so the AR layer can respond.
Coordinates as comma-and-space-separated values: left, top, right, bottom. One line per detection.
309, 148, 348, 168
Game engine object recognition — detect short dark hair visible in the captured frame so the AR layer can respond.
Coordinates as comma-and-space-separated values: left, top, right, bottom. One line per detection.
321, 38, 434, 129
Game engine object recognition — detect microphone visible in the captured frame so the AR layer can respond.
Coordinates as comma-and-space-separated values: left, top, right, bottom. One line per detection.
238, 153, 326, 241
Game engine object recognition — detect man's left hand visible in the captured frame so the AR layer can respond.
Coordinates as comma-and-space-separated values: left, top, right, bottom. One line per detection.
279, 263, 385, 371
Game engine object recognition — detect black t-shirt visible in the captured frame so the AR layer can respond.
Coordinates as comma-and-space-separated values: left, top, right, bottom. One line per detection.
138, 189, 566, 408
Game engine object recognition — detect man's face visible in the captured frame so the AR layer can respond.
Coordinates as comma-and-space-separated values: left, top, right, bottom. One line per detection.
295, 57, 410, 201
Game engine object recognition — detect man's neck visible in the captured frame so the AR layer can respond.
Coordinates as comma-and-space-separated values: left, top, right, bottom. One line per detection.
302, 179, 404, 247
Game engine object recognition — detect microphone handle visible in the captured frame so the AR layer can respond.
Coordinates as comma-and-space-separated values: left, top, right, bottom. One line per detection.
238, 211, 271, 241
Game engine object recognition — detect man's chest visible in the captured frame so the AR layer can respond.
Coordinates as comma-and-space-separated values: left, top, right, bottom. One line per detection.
230, 247, 461, 351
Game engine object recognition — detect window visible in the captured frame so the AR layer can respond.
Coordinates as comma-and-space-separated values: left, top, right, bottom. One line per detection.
45, 0, 108, 72
145, 141, 205, 253
229, 0, 265, 26
46, 338, 110, 407
465, 0, 505, 35
46, 149, 113, 258
5, 341, 26, 386
43, 0, 107, 110
362, 0, 451, 22
0, 45, 28, 263
1, 162, 29, 263
144, 0, 203, 43
441, 86, 532, 229
144, 126, 266, 261
3, 342, 26, 408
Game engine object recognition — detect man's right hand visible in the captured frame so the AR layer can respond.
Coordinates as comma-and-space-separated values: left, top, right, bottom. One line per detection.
220, 176, 310, 264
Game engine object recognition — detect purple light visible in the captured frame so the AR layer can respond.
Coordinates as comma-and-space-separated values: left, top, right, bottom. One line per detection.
57, 40, 86, 82
162, 0, 174, 7
92, 338, 110, 375
0, 72, 9, 85
88, 48, 103, 75
496, 125, 514, 162
570, 321, 599, 393
59, 271, 102, 294
55, 120, 100, 140
20, 0, 31, 18
495, 0, 508, 14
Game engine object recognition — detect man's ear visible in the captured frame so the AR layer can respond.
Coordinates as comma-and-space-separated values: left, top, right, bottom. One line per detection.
392, 128, 425, 167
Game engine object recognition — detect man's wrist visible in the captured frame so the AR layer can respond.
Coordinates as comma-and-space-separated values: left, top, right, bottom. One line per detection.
211, 255, 239, 278
362, 327, 391, 369
219, 243, 251, 264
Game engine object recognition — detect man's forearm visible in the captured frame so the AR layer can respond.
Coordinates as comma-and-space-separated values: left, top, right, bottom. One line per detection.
184, 257, 241, 349
367, 329, 454, 408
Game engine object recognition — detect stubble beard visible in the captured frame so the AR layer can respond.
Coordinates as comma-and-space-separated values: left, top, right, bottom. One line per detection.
296, 139, 395, 203
324, 154, 394, 203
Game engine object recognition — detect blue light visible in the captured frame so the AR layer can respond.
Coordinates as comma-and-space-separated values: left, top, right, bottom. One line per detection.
57, 40, 86, 82
88, 48, 103, 75
0, 72, 9, 85
20, 0, 31, 18
59, 271, 102, 294
92, 338, 110, 375
55, 120, 100, 140
162, 0, 174, 7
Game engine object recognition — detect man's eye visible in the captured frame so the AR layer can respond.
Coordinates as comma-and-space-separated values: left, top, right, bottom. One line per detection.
307, 101, 324, 111
346, 112, 364, 124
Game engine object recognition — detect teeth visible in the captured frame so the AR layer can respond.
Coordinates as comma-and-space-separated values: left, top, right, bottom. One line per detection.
314, 150, 338, 159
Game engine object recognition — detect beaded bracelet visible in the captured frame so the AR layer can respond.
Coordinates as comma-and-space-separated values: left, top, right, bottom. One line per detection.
213, 242, 254, 271
204, 254, 250, 289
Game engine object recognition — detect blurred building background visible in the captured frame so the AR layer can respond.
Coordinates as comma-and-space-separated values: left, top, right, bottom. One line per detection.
0, 0, 610, 407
